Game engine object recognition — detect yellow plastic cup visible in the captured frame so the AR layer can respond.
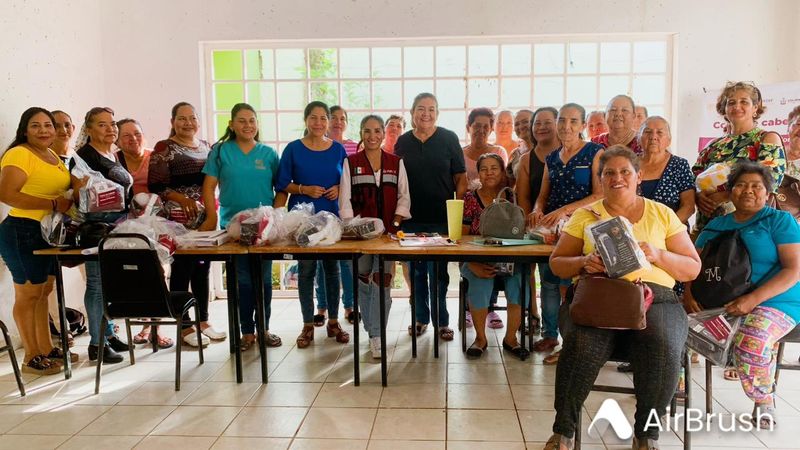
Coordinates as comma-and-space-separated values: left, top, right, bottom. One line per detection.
446, 199, 464, 241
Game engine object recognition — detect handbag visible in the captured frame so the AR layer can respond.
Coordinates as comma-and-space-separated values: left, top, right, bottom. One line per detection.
774, 174, 800, 221
479, 187, 526, 239
569, 276, 654, 330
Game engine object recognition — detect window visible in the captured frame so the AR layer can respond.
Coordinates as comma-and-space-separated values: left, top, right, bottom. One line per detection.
201, 34, 674, 151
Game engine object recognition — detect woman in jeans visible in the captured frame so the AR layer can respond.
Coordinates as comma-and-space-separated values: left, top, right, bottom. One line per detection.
0, 107, 74, 374
202, 103, 282, 350
276, 101, 349, 348
543, 146, 701, 450
74, 107, 132, 364
339, 114, 410, 358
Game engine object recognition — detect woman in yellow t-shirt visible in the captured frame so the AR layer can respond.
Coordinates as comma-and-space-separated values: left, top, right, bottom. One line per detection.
542, 145, 701, 450
0, 107, 74, 376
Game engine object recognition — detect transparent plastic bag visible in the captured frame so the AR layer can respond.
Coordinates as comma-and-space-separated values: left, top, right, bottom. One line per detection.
342, 216, 385, 240
227, 206, 277, 246
686, 308, 742, 366
696, 162, 731, 192
41, 211, 81, 247
164, 200, 206, 230
270, 203, 315, 246
72, 154, 126, 213
296, 211, 342, 247
109, 216, 188, 264
130, 193, 166, 218
528, 217, 567, 245
585, 215, 651, 279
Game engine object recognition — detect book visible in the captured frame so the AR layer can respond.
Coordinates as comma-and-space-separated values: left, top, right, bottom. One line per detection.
178, 230, 230, 247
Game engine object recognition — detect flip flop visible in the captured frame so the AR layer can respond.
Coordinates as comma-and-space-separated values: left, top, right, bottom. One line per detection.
133, 329, 150, 344
156, 335, 174, 349
723, 367, 739, 381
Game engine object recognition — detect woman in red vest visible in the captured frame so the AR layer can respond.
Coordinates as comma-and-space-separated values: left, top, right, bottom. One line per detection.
339, 115, 411, 358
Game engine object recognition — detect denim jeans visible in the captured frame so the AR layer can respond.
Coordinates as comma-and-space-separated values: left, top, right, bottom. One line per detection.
84, 261, 115, 346
300, 259, 340, 323
460, 263, 526, 309
315, 260, 354, 310
357, 255, 392, 338
538, 262, 562, 339
403, 222, 450, 326
234, 255, 273, 335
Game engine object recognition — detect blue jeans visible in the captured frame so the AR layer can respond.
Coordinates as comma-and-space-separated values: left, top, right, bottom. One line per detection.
357, 255, 392, 338
315, 260, 353, 310
235, 255, 273, 335
403, 222, 450, 326
461, 263, 526, 309
84, 261, 115, 346
300, 259, 340, 323
538, 262, 562, 339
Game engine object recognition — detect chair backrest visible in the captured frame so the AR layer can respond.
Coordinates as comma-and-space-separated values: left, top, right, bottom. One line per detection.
98, 233, 173, 319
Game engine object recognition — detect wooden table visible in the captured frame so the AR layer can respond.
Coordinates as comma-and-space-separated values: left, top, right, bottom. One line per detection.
35, 243, 250, 382
360, 236, 554, 386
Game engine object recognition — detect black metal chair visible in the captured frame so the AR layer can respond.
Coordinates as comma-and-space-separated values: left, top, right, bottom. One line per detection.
95, 233, 204, 393
0, 320, 25, 396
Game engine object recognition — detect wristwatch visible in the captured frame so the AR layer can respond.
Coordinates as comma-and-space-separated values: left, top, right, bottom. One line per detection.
393, 220, 401, 228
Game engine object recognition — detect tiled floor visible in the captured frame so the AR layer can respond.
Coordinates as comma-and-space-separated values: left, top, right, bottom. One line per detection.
2, 296, 800, 449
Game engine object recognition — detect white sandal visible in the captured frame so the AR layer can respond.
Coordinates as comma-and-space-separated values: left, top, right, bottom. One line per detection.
201, 326, 227, 340
182, 332, 210, 347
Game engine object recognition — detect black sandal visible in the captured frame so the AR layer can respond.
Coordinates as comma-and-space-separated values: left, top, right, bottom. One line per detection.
466, 341, 487, 358
502, 340, 530, 361
313, 314, 326, 327
347, 310, 361, 324
48, 347, 78, 363
22, 355, 61, 375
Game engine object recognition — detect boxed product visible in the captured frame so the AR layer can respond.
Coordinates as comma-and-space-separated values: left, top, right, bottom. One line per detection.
686, 308, 742, 366
586, 216, 650, 279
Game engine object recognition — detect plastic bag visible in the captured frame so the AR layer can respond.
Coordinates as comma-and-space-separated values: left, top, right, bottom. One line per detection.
585, 215, 651, 279
696, 162, 731, 192
165, 200, 206, 230
528, 218, 567, 245
41, 211, 82, 247
109, 216, 188, 264
226, 206, 280, 246
296, 211, 342, 247
686, 308, 742, 366
270, 203, 315, 246
130, 193, 166, 218
72, 154, 126, 213
342, 216, 385, 240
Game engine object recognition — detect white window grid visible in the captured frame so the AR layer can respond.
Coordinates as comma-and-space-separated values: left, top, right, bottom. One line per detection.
199, 33, 676, 298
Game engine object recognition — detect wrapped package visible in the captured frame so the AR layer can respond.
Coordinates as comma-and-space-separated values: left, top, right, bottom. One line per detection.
227, 206, 277, 246
130, 193, 166, 218
270, 203, 315, 246
109, 216, 188, 264
341, 216, 385, 240
528, 217, 567, 245
72, 154, 126, 213
41, 210, 82, 247
165, 200, 206, 230
696, 163, 731, 192
296, 211, 342, 247
585, 216, 651, 279
686, 308, 742, 366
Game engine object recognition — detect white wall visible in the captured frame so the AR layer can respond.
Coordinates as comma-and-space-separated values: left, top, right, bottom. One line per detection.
0, 0, 798, 334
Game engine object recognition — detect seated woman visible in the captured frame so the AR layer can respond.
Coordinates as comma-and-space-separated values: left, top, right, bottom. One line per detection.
543, 146, 701, 450
687, 162, 800, 428
460, 153, 528, 360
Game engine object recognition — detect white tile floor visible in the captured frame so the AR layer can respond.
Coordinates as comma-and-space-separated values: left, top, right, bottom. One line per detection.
2, 296, 800, 450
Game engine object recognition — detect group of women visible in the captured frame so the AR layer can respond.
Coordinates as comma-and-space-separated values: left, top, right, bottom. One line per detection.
1, 80, 799, 450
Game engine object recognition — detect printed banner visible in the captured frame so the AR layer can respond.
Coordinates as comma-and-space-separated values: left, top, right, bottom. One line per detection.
698, 81, 800, 151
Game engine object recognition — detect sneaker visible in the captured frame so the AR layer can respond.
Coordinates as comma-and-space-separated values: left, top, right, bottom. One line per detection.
201, 326, 227, 340
369, 337, 382, 359
183, 332, 210, 347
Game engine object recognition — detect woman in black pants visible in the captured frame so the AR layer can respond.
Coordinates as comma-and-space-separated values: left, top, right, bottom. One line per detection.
542, 146, 700, 450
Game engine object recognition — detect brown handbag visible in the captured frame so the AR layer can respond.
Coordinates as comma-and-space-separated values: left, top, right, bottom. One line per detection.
569, 276, 653, 330
775, 175, 800, 221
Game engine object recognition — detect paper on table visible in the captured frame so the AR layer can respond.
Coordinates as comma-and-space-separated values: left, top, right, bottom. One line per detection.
398, 236, 456, 247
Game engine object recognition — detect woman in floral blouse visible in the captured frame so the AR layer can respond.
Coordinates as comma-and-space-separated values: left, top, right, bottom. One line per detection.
692, 81, 785, 236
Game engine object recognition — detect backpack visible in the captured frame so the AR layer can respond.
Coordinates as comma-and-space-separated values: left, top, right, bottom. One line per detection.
690, 216, 772, 308
49, 307, 88, 337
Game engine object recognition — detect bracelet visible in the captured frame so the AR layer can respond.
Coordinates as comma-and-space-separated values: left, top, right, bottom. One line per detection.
298, 184, 303, 195
51, 199, 57, 211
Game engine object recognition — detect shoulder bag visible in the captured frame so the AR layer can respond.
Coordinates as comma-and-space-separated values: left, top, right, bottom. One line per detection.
479, 187, 526, 239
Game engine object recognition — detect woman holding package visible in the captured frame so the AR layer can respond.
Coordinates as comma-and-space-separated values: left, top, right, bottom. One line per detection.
150, 102, 228, 347
74, 107, 132, 363
276, 101, 349, 348
687, 162, 800, 429
529, 103, 604, 356
0, 107, 74, 374
339, 114, 411, 358
202, 103, 282, 349
461, 153, 528, 359
543, 146, 701, 450
692, 81, 785, 236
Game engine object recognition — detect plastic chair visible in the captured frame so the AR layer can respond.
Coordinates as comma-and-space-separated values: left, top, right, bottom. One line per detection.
95, 233, 204, 393
0, 320, 25, 396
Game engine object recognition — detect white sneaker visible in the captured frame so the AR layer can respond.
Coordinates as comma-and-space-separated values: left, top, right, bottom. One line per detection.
183, 332, 210, 347
370, 337, 382, 359
202, 326, 227, 340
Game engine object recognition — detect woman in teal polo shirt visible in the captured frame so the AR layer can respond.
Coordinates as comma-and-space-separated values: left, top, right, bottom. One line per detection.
201, 103, 282, 349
